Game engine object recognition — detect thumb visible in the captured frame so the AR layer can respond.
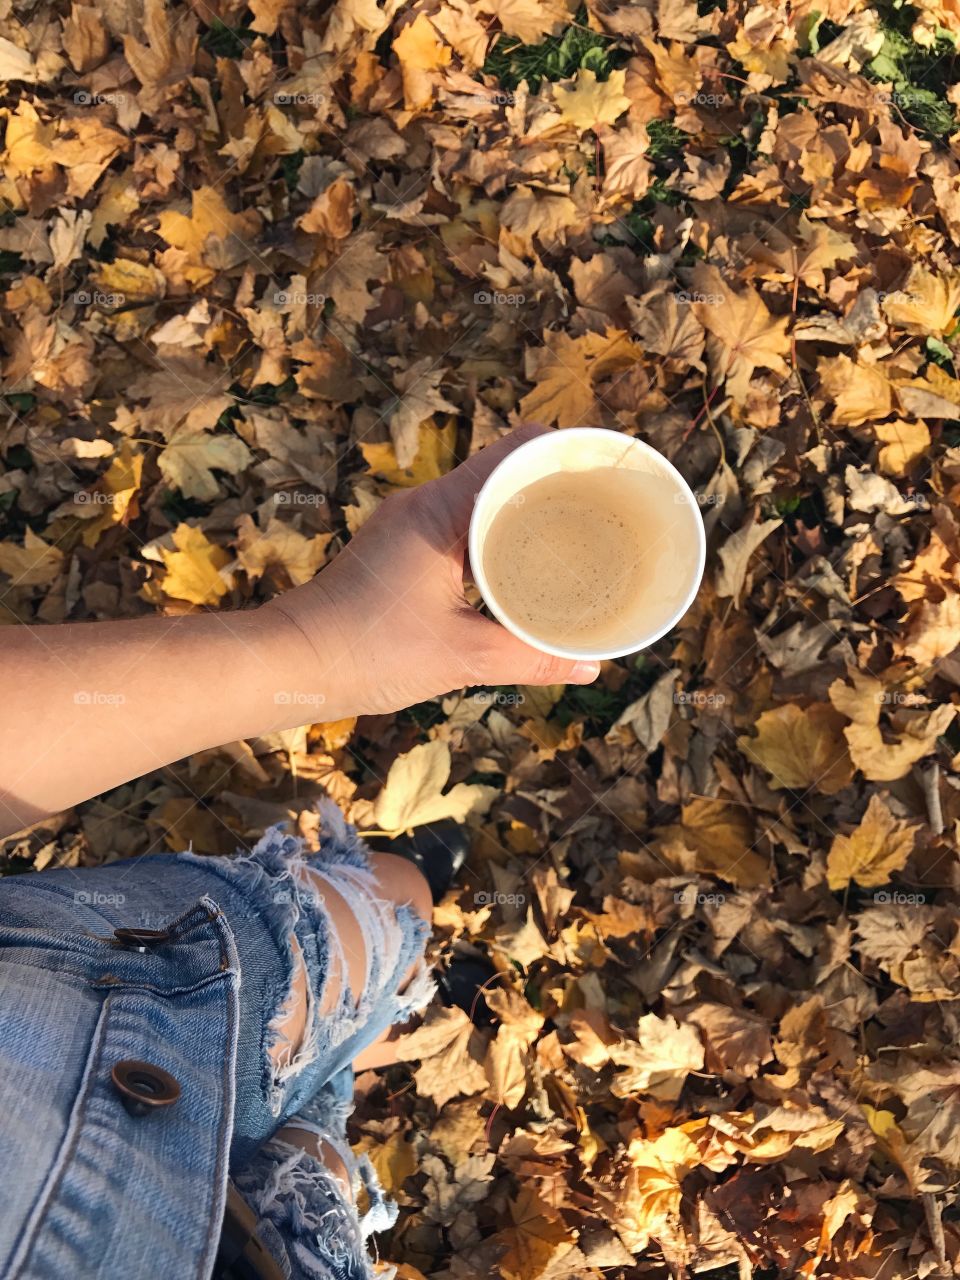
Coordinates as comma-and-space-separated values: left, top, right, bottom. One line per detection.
461, 616, 601, 687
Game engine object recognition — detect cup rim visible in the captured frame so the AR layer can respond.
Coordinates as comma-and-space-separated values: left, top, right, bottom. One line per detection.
467, 427, 707, 661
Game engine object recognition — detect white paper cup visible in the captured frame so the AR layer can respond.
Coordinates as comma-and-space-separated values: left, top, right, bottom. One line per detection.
468, 428, 706, 661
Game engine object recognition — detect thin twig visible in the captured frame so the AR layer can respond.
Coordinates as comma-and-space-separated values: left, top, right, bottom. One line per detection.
919, 761, 944, 836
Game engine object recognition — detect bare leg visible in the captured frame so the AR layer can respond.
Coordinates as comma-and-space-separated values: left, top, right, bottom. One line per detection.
264, 852, 432, 1199
272, 1125, 352, 1195
268, 851, 432, 1080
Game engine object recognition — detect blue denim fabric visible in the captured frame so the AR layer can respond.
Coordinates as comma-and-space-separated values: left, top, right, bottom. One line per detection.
0, 804, 433, 1280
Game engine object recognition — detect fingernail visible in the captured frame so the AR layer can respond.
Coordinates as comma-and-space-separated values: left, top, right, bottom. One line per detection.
572, 661, 601, 682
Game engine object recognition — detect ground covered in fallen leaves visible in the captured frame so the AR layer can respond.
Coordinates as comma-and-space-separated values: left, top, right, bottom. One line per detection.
4, 0, 960, 1274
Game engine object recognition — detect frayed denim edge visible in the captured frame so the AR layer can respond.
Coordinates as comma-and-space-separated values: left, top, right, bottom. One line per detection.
235, 1137, 398, 1280
179, 800, 435, 1118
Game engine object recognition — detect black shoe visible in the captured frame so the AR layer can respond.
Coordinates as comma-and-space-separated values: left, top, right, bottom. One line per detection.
374, 821, 497, 1026
379, 820, 471, 904
436, 955, 498, 1028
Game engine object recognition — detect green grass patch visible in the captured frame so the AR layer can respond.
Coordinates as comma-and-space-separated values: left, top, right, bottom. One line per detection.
645, 119, 691, 161
480, 6, 628, 93
4, 397, 35, 420
159, 490, 210, 523
280, 151, 306, 192
228, 376, 298, 407
866, 14, 958, 140
554, 658, 651, 729
201, 19, 256, 58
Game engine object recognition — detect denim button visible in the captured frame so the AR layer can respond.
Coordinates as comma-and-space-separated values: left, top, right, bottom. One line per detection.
111, 1060, 181, 1117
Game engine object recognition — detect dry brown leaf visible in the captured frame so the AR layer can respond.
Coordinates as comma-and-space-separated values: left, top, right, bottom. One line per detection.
393, 1006, 487, 1107
875, 419, 930, 475
690, 263, 790, 402
826, 793, 919, 891
554, 69, 631, 132
497, 1186, 578, 1280
738, 703, 854, 795
659, 797, 768, 888
716, 514, 782, 605
235, 516, 332, 588
829, 669, 955, 782
372, 740, 496, 832
818, 354, 894, 426
610, 1013, 705, 1100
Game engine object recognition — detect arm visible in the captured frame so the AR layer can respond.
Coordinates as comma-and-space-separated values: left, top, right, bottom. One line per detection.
0, 425, 599, 837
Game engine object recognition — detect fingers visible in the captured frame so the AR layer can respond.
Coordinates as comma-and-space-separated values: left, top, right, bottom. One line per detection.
420, 422, 551, 535
461, 615, 600, 687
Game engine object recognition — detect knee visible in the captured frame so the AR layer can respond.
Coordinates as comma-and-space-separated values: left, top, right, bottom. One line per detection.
367, 851, 433, 928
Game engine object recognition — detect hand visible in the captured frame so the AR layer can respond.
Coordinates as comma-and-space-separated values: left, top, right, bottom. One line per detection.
266, 424, 601, 719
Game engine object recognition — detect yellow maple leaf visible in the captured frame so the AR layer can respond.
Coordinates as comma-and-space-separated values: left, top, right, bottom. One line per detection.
77, 442, 143, 548
826, 793, 920, 890
307, 717, 357, 751
353, 1130, 417, 1197
0, 101, 56, 178
861, 1105, 931, 1189
498, 1186, 576, 1280
875, 419, 930, 475
610, 1013, 705, 1101
518, 714, 583, 760
519, 332, 596, 427
738, 703, 853, 795
659, 796, 768, 888
0, 528, 64, 588
726, 31, 792, 83
606, 1127, 701, 1252
554, 68, 631, 132
159, 523, 233, 607
897, 593, 960, 666
894, 532, 954, 603
690, 263, 790, 403
157, 186, 261, 287
393, 13, 451, 110
359, 418, 457, 488
91, 258, 166, 303
819, 354, 894, 426
519, 328, 639, 427
235, 515, 332, 588
372, 740, 496, 833
883, 266, 960, 336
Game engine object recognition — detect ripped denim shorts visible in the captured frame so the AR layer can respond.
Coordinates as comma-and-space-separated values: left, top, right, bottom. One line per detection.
0, 802, 433, 1280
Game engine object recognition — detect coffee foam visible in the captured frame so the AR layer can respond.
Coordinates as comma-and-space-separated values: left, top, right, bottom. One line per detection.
481, 466, 700, 652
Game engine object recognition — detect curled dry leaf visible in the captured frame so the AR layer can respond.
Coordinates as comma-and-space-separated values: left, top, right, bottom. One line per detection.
371, 740, 496, 833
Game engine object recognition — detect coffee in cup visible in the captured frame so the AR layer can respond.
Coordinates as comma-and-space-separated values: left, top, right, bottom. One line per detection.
468, 428, 705, 661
